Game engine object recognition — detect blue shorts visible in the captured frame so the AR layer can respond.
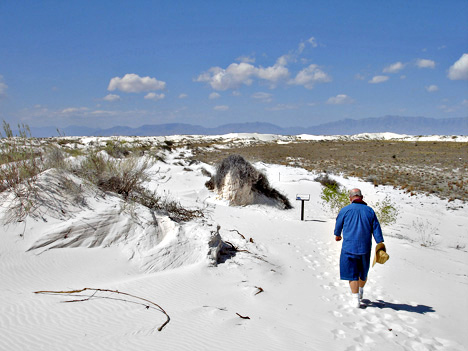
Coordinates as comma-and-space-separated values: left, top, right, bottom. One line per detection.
340, 250, 371, 281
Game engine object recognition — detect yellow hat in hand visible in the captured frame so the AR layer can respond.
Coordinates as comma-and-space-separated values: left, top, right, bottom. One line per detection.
372, 242, 389, 267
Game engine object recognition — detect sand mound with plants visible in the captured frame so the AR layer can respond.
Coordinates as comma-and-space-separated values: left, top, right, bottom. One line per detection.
206, 154, 292, 209
3, 167, 225, 273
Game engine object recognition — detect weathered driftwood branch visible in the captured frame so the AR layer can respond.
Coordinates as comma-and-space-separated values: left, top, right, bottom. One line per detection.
34, 288, 170, 331
254, 286, 264, 295
236, 313, 250, 319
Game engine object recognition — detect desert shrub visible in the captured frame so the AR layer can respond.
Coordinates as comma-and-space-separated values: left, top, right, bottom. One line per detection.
211, 154, 259, 190
161, 140, 173, 152
0, 160, 42, 221
412, 218, 439, 247
315, 173, 340, 188
0, 121, 45, 221
73, 153, 151, 199
374, 195, 399, 226
320, 184, 349, 216
43, 146, 67, 170
72, 153, 203, 222
104, 140, 131, 158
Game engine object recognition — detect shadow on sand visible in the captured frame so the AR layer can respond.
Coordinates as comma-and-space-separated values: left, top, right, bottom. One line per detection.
363, 299, 435, 314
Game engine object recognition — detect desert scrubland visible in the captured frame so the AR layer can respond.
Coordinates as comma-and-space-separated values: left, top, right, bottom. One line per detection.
1, 133, 467, 351
191, 138, 468, 202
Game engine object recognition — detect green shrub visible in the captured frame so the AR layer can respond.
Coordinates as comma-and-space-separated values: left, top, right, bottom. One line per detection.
374, 195, 399, 227
320, 184, 349, 216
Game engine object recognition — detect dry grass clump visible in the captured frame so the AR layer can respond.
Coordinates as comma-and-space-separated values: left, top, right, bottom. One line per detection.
412, 218, 439, 247
0, 122, 45, 219
70, 152, 203, 222
71, 153, 150, 199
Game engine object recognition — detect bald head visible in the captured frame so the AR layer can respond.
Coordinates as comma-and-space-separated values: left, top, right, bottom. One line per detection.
349, 188, 363, 201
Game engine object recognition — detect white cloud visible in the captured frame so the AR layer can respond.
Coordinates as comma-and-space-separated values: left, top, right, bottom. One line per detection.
0, 75, 7, 97
144, 92, 165, 101
257, 59, 290, 86
103, 94, 120, 102
213, 105, 229, 111
251, 92, 273, 103
61, 107, 89, 114
326, 94, 355, 105
90, 110, 117, 116
368, 75, 389, 84
400, 75, 407, 80
383, 62, 405, 73
232, 91, 241, 96
425, 85, 438, 92
196, 59, 291, 91
108, 73, 166, 93
196, 38, 331, 91
416, 59, 436, 69
178, 93, 188, 99
289, 64, 331, 89
275, 55, 289, 67
448, 53, 468, 80
196, 62, 257, 91
209, 92, 221, 99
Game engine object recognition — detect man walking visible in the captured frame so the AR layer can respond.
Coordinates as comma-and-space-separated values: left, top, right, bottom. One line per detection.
334, 188, 384, 308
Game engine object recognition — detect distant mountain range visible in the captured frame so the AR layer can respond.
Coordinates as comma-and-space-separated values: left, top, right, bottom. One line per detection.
27, 116, 468, 137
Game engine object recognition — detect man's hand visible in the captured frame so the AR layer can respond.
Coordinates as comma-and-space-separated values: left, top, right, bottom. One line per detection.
335, 236, 342, 242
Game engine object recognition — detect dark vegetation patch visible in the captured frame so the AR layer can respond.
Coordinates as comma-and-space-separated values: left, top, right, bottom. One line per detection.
207, 154, 292, 209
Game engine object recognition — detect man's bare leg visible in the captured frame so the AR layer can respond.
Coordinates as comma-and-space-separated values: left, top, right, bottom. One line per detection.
349, 280, 359, 293
350, 279, 367, 294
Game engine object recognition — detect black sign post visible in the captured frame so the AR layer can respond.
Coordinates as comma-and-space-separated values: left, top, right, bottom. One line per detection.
296, 194, 310, 221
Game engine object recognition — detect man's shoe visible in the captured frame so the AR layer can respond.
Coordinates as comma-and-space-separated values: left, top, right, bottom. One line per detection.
350, 294, 360, 308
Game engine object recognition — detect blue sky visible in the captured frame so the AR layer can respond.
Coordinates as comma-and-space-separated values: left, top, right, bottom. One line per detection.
1, 1, 467, 129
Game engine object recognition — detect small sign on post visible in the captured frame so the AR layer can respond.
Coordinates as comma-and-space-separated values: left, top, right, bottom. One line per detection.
296, 194, 310, 221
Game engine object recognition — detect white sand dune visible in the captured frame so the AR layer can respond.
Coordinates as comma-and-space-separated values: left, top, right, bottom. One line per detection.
1, 136, 467, 350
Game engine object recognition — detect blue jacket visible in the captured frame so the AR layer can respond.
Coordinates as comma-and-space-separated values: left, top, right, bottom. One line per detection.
334, 201, 384, 255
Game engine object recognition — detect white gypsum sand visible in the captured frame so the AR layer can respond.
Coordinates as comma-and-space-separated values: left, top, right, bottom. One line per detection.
0, 133, 467, 351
